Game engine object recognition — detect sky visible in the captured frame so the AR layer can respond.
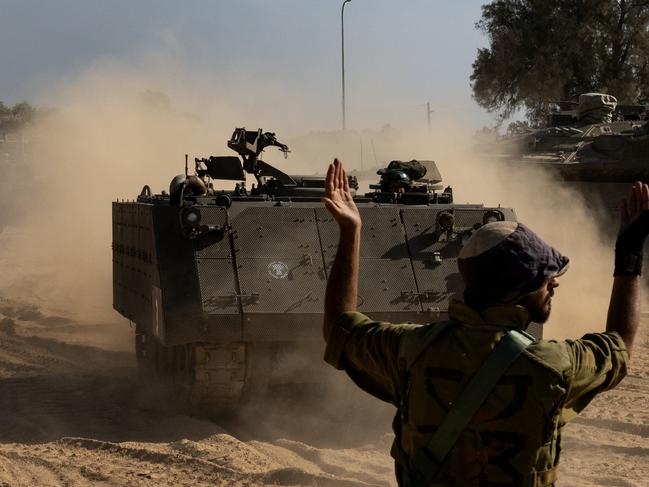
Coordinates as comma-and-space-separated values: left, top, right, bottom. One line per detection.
0, 0, 493, 133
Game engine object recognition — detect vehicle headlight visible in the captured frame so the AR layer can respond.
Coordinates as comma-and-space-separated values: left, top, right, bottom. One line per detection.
181, 207, 201, 226
483, 210, 504, 225
437, 211, 454, 231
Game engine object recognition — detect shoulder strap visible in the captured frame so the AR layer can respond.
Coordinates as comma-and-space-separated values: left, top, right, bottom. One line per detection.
406, 329, 535, 487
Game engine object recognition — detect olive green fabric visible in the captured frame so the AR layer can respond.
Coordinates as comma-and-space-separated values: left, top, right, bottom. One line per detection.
407, 329, 534, 487
324, 300, 629, 487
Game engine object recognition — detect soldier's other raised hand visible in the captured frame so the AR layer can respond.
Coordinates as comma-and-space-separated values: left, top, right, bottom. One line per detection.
322, 158, 362, 232
615, 181, 649, 276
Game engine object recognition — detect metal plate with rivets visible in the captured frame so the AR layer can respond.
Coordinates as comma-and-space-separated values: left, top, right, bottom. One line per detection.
356, 259, 421, 312
231, 207, 321, 258
316, 207, 408, 261
236, 257, 327, 314
410, 259, 463, 312
196, 258, 240, 315
453, 208, 489, 229
401, 208, 463, 259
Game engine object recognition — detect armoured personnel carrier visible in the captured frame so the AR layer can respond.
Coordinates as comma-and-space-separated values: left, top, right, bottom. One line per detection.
495, 93, 649, 210
112, 128, 523, 414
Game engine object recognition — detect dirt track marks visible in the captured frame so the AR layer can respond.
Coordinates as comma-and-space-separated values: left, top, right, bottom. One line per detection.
0, 436, 392, 487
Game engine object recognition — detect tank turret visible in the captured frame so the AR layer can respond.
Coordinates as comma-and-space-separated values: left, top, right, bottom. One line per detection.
491, 93, 649, 214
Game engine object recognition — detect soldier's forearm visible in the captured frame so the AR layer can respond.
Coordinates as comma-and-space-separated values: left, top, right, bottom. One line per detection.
606, 275, 640, 356
323, 226, 361, 341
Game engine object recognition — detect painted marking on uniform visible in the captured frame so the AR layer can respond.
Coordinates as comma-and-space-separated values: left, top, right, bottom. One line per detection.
268, 261, 289, 279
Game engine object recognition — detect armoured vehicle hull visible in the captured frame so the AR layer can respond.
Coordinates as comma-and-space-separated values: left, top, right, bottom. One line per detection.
113, 128, 526, 414
495, 94, 649, 212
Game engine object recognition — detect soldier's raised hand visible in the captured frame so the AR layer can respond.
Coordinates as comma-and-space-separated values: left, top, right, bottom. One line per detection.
615, 181, 649, 276
322, 159, 362, 232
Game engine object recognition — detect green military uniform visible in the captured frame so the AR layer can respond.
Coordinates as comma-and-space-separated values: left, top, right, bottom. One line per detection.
324, 300, 628, 487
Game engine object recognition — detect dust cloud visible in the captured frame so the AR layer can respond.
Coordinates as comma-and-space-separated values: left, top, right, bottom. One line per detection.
286, 118, 619, 340
448, 144, 617, 340
3, 61, 381, 323
1, 60, 621, 340
0, 56, 644, 487
2, 64, 245, 321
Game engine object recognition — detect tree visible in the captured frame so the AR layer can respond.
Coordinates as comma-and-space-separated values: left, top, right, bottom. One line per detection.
471, 0, 649, 125
0, 101, 37, 133
506, 120, 532, 135
10, 102, 35, 121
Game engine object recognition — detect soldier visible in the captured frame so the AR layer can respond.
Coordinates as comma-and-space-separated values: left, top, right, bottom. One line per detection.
322, 158, 648, 486
377, 160, 428, 193
379, 168, 411, 193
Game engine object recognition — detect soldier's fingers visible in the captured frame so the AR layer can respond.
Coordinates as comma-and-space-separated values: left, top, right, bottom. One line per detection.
333, 158, 342, 189
325, 163, 335, 195
637, 183, 645, 212
642, 183, 649, 210
342, 168, 349, 192
337, 159, 345, 189
634, 181, 642, 214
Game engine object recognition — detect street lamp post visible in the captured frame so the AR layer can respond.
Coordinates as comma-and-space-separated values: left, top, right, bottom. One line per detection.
341, 0, 352, 131
426, 101, 434, 132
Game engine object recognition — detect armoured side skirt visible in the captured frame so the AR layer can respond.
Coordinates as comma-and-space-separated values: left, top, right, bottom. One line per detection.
240, 311, 451, 341
162, 310, 543, 345
166, 312, 453, 344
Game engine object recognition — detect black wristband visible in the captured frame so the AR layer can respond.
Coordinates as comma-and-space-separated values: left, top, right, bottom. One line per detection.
614, 251, 643, 276
614, 210, 649, 276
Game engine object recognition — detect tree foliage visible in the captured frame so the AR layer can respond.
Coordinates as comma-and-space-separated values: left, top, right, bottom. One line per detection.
471, 0, 649, 124
0, 101, 37, 133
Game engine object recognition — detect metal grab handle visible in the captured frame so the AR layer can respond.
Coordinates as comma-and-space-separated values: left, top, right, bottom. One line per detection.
233, 292, 260, 299
401, 290, 443, 299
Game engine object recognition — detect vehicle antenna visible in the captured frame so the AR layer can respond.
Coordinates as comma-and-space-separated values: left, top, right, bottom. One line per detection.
371, 139, 378, 167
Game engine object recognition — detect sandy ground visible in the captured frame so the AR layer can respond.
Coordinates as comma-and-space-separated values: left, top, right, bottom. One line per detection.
0, 298, 648, 487
0, 298, 396, 487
